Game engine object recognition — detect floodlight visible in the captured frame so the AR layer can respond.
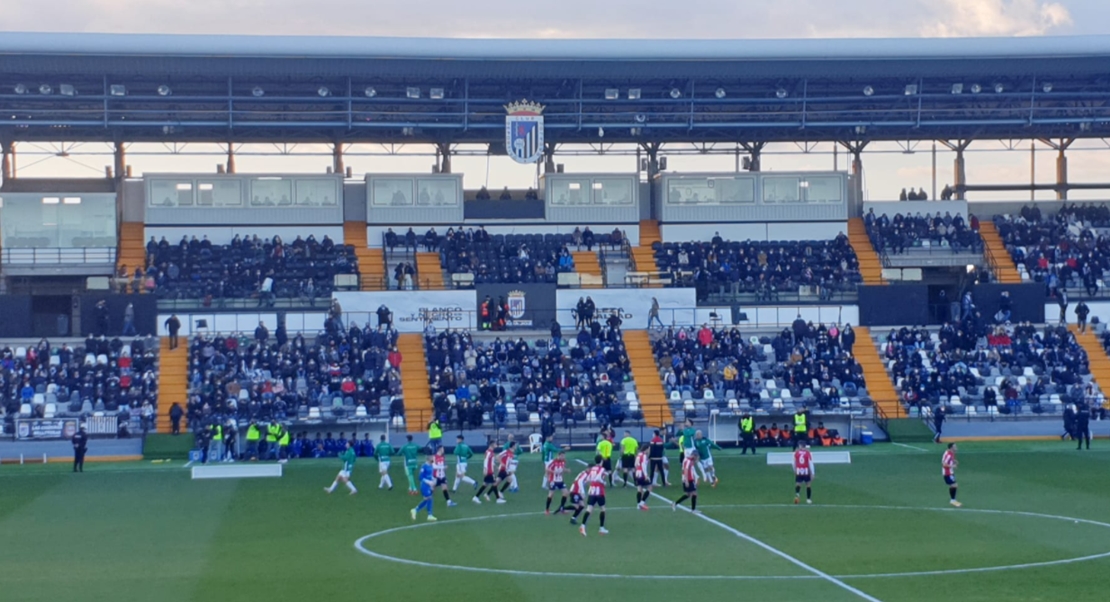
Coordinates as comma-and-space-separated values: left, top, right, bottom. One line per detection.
157, 85, 171, 96
1042, 82, 1053, 93
862, 86, 874, 96
597, 127, 605, 137
430, 88, 445, 100
970, 83, 982, 94
60, 84, 76, 96
406, 87, 420, 99
775, 88, 788, 99
252, 87, 265, 97
317, 86, 330, 97
715, 88, 726, 99
13, 83, 27, 94
904, 84, 918, 96
39, 84, 52, 95
109, 84, 126, 96
627, 88, 641, 100
605, 88, 619, 100
993, 83, 1005, 94
364, 87, 377, 98
670, 88, 682, 99
950, 83, 963, 94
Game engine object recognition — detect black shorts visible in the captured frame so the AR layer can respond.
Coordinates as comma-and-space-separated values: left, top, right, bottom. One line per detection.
435, 477, 447, 487
795, 474, 812, 484
570, 492, 583, 505
483, 474, 495, 485
683, 482, 697, 494
601, 458, 612, 472
549, 482, 565, 491
635, 476, 650, 488
621, 455, 635, 470
944, 475, 957, 486
497, 469, 508, 481
586, 494, 606, 507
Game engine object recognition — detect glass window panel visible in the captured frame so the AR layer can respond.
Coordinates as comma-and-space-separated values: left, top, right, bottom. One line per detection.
250, 179, 293, 207
666, 176, 756, 205
149, 180, 193, 207
549, 179, 589, 205
416, 179, 458, 206
762, 177, 802, 203
371, 179, 413, 206
295, 179, 338, 206
804, 176, 842, 203
592, 178, 633, 205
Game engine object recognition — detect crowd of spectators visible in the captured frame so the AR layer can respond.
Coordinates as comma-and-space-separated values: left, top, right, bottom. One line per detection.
437, 226, 580, 285
652, 320, 866, 411
185, 314, 401, 429
652, 234, 862, 301
864, 210, 983, 255
423, 318, 634, 429
137, 234, 358, 303
884, 319, 1094, 412
0, 336, 159, 426
995, 204, 1110, 296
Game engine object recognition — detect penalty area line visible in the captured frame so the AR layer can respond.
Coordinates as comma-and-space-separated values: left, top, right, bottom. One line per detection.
891, 443, 929, 452
575, 459, 884, 602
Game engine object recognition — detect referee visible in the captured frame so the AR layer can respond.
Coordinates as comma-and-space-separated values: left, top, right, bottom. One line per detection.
72, 424, 88, 473
618, 430, 638, 487
596, 431, 614, 486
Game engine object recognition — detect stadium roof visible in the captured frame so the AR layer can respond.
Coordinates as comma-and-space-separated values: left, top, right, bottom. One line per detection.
2, 33, 1110, 145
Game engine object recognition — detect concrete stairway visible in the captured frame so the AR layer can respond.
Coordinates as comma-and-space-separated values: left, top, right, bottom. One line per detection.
117, 222, 146, 284
416, 252, 446, 289
978, 222, 1022, 284
855, 326, 902, 419
571, 251, 604, 288
397, 334, 433, 432
624, 330, 672, 426
156, 338, 189, 433
1068, 325, 1110, 409
343, 222, 386, 291
630, 219, 663, 288
847, 218, 886, 285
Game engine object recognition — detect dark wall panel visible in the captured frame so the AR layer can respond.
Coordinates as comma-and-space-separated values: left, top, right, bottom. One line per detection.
77, 294, 158, 337
475, 283, 557, 329
0, 295, 34, 337
858, 285, 930, 327
970, 283, 1046, 324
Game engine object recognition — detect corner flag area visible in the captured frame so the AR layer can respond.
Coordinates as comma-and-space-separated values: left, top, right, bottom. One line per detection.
1, 441, 1107, 602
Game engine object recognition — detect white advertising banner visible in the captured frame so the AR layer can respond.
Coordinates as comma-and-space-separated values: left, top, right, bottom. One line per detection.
555, 288, 696, 330
333, 291, 477, 333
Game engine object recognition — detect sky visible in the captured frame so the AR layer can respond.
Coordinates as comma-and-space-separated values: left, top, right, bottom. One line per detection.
4, 0, 1110, 200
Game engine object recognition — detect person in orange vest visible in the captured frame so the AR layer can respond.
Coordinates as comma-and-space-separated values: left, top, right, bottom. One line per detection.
779, 428, 792, 447
479, 296, 492, 331
757, 425, 770, 447
768, 424, 781, 447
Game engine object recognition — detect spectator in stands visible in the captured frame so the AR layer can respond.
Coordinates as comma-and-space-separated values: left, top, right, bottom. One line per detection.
1076, 300, 1091, 333
525, 188, 539, 201
423, 228, 440, 252
476, 186, 491, 200
499, 187, 513, 200
865, 211, 981, 255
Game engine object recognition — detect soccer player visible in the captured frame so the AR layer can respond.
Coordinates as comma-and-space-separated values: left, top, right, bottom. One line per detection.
648, 429, 668, 487
943, 443, 962, 507
324, 441, 358, 495
693, 430, 722, 487
680, 418, 697, 462
619, 430, 638, 487
411, 455, 438, 522
400, 435, 422, 495
452, 435, 477, 492
634, 442, 653, 510
579, 455, 609, 536
497, 441, 517, 496
433, 448, 457, 507
375, 434, 395, 490
545, 451, 568, 515
540, 436, 565, 489
567, 467, 590, 525
672, 449, 699, 512
793, 441, 814, 504
474, 443, 504, 504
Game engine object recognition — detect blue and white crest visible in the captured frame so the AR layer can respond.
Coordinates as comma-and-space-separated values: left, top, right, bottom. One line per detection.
504, 100, 545, 164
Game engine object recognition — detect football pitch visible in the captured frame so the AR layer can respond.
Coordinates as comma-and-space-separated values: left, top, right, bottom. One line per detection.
1, 441, 1108, 602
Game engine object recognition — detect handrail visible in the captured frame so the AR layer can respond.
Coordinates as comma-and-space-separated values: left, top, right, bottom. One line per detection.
1, 247, 117, 265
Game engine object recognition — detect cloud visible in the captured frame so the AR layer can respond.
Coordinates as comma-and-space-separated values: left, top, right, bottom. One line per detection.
922, 0, 1073, 37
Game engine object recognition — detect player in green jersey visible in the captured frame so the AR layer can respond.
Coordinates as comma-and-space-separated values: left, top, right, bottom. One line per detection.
541, 437, 567, 489
680, 419, 697, 461
375, 434, 395, 490
400, 434, 423, 495
693, 430, 722, 486
452, 435, 477, 491
325, 441, 358, 495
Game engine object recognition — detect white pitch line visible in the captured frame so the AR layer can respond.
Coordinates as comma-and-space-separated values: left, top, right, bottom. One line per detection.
575, 460, 884, 602
891, 443, 929, 452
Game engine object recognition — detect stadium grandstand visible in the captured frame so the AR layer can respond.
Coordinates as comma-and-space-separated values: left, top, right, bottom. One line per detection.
4, 28, 1110, 602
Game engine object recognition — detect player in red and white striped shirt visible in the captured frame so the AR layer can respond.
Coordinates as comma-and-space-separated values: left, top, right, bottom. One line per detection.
578, 455, 609, 536
634, 443, 652, 511
473, 444, 504, 504
567, 468, 591, 525
793, 442, 814, 504
942, 443, 961, 507
671, 449, 700, 512
545, 452, 568, 515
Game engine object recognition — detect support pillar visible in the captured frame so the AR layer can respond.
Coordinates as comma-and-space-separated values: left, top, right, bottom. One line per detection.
839, 141, 867, 206
740, 142, 764, 172
1, 140, 13, 183
227, 145, 236, 174
1057, 149, 1068, 200
543, 142, 557, 174
941, 139, 972, 201
113, 141, 126, 181
332, 142, 345, 176
436, 143, 452, 174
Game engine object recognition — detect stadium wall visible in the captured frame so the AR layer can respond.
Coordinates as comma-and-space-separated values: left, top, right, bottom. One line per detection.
660, 221, 846, 242
343, 182, 367, 222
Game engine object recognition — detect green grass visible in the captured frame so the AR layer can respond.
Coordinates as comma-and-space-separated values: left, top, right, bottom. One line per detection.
142, 433, 196, 459
884, 417, 934, 443
2, 442, 1109, 602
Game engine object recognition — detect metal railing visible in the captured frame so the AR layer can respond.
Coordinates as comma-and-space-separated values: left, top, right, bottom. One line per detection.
1, 247, 117, 265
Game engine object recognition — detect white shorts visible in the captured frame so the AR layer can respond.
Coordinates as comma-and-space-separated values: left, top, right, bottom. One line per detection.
700, 457, 714, 470
662, 457, 670, 466
338, 470, 350, 479
509, 459, 519, 473
379, 461, 390, 473
456, 462, 468, 476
